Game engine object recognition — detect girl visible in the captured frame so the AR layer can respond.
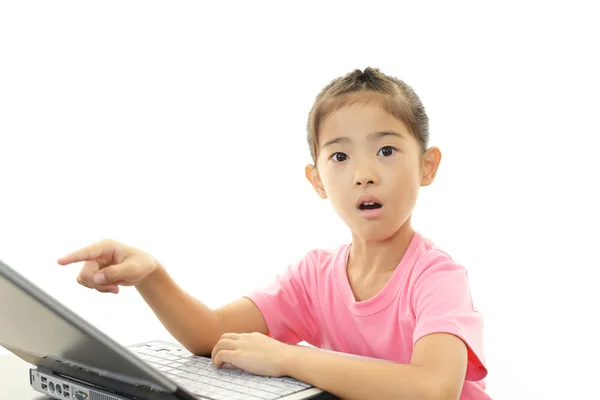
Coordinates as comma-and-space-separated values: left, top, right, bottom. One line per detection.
59, 67, 490, 400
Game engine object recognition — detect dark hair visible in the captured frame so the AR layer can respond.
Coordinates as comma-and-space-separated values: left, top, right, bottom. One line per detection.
306, 67, 430, 164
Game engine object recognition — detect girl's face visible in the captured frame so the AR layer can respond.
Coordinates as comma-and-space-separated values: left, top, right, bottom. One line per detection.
306, 102, 441, 242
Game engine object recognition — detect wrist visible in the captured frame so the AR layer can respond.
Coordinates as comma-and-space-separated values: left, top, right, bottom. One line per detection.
279, 343, 301, 376
135, 261, 167, 290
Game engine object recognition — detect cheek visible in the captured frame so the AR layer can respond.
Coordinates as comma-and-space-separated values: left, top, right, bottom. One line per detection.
322, 176, 343, 201
320, 166, 345, 190
321, 171, 353, 208
388, 166, 421, 203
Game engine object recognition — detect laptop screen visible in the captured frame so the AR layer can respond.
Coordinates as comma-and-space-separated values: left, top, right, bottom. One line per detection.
0, 259, 178, 394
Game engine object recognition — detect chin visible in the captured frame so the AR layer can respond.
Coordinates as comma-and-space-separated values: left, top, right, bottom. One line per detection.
351, 226, 399, 243
337, 211, 408, 242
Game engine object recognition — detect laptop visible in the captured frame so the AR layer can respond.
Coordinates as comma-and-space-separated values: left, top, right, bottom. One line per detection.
0, 259, 328, 400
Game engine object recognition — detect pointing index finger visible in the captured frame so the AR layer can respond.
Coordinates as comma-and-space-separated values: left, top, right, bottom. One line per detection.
57, 242, 110, 265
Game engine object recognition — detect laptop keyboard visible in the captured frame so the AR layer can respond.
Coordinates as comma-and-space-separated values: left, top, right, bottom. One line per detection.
130, 341, 312, 400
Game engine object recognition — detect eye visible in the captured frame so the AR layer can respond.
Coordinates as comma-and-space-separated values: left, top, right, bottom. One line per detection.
330, 152, 348, 162
377, 146, 396, 157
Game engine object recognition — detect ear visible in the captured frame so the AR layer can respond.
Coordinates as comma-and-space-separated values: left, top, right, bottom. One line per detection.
305, 164, 328, 199
420, 147, 442, 187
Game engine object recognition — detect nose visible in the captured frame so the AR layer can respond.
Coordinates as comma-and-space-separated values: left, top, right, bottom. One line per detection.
353, 164, 379, 187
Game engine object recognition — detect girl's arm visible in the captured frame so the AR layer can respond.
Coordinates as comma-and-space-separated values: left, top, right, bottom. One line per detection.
281, 332, 467, 400
136, 264, 268, 356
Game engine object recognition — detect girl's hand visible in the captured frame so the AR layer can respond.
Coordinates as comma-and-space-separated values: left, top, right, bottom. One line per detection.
211, 332, 290, 377
57, 238, 161, 294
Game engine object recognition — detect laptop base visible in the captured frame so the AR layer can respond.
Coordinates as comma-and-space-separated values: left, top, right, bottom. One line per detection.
30, 367, 133, 400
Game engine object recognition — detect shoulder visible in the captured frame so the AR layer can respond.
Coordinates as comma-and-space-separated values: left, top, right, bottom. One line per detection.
406, 233, 474, 302
410, 232, 469, 280
287, 244, 350, 279
407, 233, 477, 311
308, 243, 350, 267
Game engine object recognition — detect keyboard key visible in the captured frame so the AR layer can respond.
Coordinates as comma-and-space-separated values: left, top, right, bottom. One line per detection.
167, 369, 184, 376
168, 362, 184, 368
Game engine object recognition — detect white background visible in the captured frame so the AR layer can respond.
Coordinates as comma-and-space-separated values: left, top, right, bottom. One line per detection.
1, 1, 599, 399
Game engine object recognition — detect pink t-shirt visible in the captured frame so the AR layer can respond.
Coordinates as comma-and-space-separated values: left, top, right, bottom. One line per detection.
247, 232, 490, 399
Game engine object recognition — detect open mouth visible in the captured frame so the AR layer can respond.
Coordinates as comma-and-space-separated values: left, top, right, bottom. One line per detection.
359, 201, 382, 210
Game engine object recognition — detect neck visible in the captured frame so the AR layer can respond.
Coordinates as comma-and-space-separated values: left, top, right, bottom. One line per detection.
348, 219, 415, 276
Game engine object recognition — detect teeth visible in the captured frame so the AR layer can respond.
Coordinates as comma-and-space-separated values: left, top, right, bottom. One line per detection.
363, 202, 374, 205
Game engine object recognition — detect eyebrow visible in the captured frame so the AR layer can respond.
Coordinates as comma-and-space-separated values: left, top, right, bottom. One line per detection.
321, 130, 406, 148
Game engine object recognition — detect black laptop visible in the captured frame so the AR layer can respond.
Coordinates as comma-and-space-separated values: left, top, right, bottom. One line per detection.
0, 259, 328, 400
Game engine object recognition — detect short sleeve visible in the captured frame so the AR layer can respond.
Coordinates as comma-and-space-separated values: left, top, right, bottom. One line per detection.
411, 259, 488, 381
244, 252, 319, 345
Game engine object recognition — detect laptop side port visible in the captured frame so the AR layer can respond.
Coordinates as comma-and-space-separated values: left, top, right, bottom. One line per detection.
73, 390, 89, 400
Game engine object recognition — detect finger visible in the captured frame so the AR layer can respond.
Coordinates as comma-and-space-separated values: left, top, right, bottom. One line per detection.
93, 263, 137, 285
76, 274, 93, 289
211, 338, 237, 361
96, 285, 120, 294
220, 332, 240, 340
77, 261, 101, 287
77, 274, 119, 294
58, 240, 115, 265
212, 349, 238, 369
77, 261, 125, 290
